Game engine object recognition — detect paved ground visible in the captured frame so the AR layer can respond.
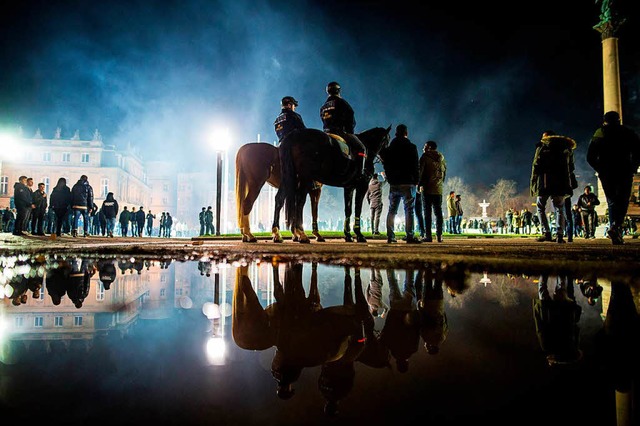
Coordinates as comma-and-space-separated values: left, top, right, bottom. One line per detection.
1, 232, 639, 279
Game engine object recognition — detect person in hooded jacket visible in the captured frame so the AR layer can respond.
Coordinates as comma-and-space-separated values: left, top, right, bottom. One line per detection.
418, 141, 447, 242
49, 177, 72, 237
101, 192, 119, 237
70, 175, 94, 237
587, 111, 640, 245
530, 130, 576, 244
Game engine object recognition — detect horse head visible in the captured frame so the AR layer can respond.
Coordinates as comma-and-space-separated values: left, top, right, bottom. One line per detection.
358, 125, 391, 172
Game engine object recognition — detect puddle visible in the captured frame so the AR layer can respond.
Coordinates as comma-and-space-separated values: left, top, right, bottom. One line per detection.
0, 255, 638, 425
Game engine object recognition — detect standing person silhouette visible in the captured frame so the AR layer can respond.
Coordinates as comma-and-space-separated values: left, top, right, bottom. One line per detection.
587, 111, 640, 245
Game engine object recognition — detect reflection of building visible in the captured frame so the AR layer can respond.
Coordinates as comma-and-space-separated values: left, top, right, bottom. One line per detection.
0, 258, 178, 361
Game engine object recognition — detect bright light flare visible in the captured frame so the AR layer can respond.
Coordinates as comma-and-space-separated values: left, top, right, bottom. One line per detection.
209, 127, 231, 152
0, 133, 21, 161
205, 335, 227, 365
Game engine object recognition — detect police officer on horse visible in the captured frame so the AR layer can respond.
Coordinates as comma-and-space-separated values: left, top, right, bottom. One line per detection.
320, 82, 367, 175
274, 96, 306, 144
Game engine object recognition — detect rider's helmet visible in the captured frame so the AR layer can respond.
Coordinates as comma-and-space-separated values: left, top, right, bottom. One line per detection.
326, 82, 341, 96
281, 96, 298, 107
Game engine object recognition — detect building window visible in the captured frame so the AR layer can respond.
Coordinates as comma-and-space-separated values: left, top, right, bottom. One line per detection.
163, 184, 169, 191
54, 316, 63, 327
14, 317, 24, 328
0, 176, 7, 195
43, 177, 50, 194
160, 288, 166, 297
34, 316, 44, 327
81, 153, 90, 163
74, 316, 83, 327
43, 152, 51, 162
62, 152, 71, 162
97, 284, 105, 301
101, 178, 109, 197
162, 198, 168, 204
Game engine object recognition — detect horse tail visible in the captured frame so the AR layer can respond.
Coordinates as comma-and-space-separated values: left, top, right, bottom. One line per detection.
235, 147, 249, 227
279, 138, 298, 229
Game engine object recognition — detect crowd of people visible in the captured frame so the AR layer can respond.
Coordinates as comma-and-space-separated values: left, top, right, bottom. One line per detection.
277, 81, 640, 246
6, 174, 176, 238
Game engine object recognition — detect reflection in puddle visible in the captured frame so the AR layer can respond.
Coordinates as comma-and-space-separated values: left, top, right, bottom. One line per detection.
0, 255, 638, 425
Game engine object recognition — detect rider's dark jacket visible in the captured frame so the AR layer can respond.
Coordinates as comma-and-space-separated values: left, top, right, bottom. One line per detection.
274, 108, 306, 143
320, 95, 356, 134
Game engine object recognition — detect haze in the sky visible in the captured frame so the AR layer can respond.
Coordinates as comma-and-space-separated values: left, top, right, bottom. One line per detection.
1, 0, 638, 193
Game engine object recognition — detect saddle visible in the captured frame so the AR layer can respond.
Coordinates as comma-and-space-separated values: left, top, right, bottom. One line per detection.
327, 133, 366, 161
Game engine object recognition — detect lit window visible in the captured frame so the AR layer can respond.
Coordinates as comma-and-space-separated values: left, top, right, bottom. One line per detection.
100, 178, 109, 197
81, 153, 90, 163
0, 176, 8, 195
62, 152, 71, 162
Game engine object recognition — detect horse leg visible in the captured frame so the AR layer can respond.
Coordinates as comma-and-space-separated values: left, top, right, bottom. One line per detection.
240, 214, 258, 243
354, 181, 368, 243
271, 188, 285, 243
309, 186, 325, 242
295, 188, 311, 244
343, 188, 354, 242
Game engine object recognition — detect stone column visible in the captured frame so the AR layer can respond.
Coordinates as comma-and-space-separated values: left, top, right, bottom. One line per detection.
593, 3, 626, 218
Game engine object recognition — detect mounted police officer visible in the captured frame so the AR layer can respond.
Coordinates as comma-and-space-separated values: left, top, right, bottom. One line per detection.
320, 82, 367, 174
274, 96, 306, 144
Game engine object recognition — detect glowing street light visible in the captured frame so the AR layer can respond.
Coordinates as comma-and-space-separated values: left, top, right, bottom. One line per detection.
210, 128, 231, 236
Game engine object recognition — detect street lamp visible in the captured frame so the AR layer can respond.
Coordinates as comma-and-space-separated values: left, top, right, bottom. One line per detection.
210, 128, 231, 236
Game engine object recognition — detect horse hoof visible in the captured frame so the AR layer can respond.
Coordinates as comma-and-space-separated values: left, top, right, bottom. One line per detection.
299, 238, 311, 244
273, 237, 283, 243
315, 236, 326, 242
344, 236, 353, 243
357, 236, 367, 243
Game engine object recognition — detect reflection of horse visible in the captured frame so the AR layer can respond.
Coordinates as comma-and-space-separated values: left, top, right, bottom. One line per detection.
280, 126, 391, 243
235, 142, 324, 243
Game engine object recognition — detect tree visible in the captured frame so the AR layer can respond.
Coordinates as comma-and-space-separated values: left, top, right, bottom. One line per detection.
487, 179, 517, 217
443, 176, 478, 216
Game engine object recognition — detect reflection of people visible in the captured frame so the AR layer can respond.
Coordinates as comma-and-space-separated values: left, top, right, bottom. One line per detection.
533, 274, 582, 366
418, 268, 448, 355
67, 258, 96, 308
366, 268, 388, 318
97, 259, 117, 290
380, 269, 420, 372
578, 279, 603, 306
46, 263, 70, 305
587, 111, 640, 245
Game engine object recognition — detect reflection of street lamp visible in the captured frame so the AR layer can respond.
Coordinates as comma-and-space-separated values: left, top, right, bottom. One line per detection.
202, 271, 226, 365
210, 128, 231, 236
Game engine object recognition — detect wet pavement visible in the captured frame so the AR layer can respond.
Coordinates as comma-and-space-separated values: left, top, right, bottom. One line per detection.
1, 232, 640, 279
1, 233, 639, 425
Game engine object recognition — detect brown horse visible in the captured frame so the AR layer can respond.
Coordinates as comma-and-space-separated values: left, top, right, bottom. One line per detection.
235, 142, 325, 243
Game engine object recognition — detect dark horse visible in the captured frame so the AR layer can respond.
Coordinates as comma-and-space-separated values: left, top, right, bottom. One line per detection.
235, 143, 324, 243
280, 126, 391, 243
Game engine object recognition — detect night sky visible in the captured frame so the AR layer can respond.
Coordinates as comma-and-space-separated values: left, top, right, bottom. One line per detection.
1, 0, 638, 192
